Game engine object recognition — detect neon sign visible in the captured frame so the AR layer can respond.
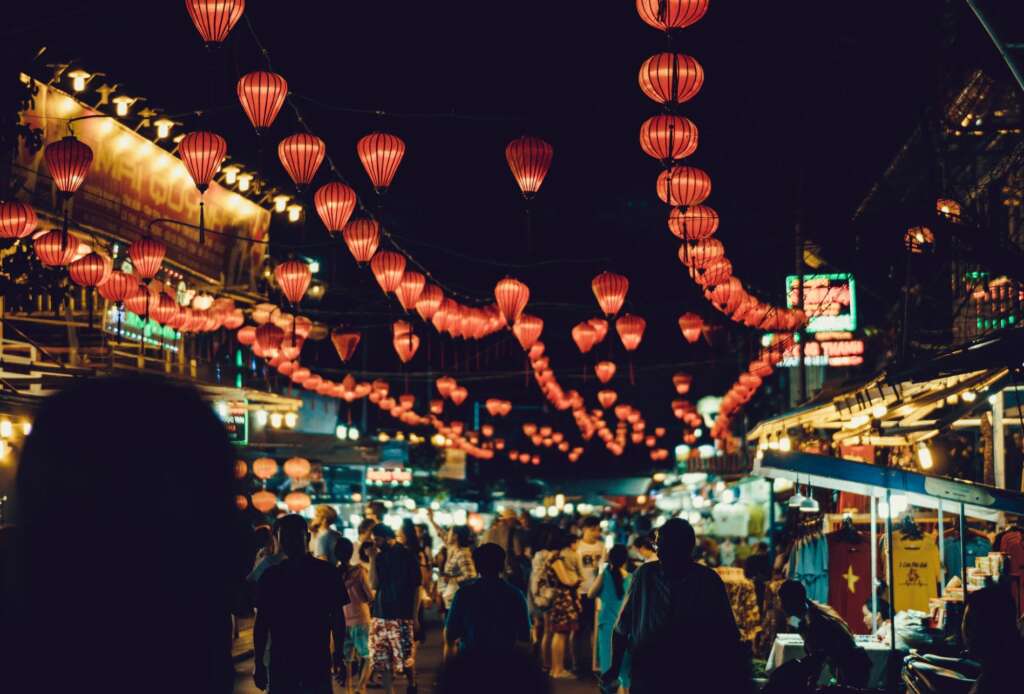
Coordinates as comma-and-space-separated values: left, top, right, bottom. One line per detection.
786, 273, 857, 333
366, 467, 412, 486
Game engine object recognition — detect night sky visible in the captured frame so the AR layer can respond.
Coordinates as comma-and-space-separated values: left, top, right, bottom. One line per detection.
5, 1, 1018, 476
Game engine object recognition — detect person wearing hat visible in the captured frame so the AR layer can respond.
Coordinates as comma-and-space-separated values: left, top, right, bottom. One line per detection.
367, 523, 423, 694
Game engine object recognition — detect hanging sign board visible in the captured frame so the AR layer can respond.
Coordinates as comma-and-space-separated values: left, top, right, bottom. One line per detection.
786, 273, 857, 333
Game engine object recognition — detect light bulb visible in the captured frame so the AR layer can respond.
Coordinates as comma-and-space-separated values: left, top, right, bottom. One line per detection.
154, 118, 174, 139
284, 412, 298, 428
778, 435, 792, 452
112, 95, 134, 116
961, 391, 976, 403
273, 195, 289, 213
269, 412, 283, 429
917, 443, 933, 470
237, 173, 252, 192
872, 404, 888, 418
287, 204, 302, 223
222, 166, 239, 185
347, 426, 360, 441
336, 424, 346, 441
67, 69, 90, 92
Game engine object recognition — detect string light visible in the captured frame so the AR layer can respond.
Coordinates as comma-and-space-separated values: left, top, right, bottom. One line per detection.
273, 195, 289, 213
67, 69, 90, 92
154, 118, 174, 139
286, 204, 302, 222
221, 166, 239, 185
917, 443, 933, 470
237, 173, 253, 192
112, 95, 135, 116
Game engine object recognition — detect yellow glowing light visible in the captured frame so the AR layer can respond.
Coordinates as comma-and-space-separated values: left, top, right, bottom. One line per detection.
222, 166, 239, 185
269, 412, 283, 429
112, 95, 134, 116
21, 421, 32, 436
917, 443, 933, 470
431, 433, 446, 447
351, 492, 363, 503
872, 404, 888, 418
67, 69, 90, 92
237, 173, 253, 192
287, 204, 302, 222
961, 390, 976, 403
378, 432, 390, 442
779, 435, 792, 452
652, 471, 667, 483
284, 412, 298, 428
636, 495, 648, 505
0, 420, 12, 438
154, 118, 174, 140
273, 195, 290, 213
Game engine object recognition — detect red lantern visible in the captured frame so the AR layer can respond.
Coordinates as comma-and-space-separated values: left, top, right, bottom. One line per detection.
252, 457, 278, 480
669, 205, 719, 240
236, 71, 287, 132
251, 490, 277, 513
284, 491, 311, 513
178, 131, 226, 193
430, 399, 444, 415
692, 257, 732, 288
128, 238, 166, 279
236, 325, 257, 346
673, 372, 693, 395
678, 238, 724, 268
185, 0, 245, 44
638, 53, 704, 104
34, 230, 77, 266
571, 322, 598, 354
314, 182, 357, 232
750, 360, 773, 378
657, 166, 711, 206
592, 272, 629, 316
512, 314, 543, 350
149, 294, 180, 325
393, 331, 420, 363
68, 252, 112, 287
636, 0, 709, 30
450, 386, 469, 407
505, 136, 553, 199
0, 200, 37, 239
396, 271, 426, 311
278, 133, 326, 189
283, 457, 311, 479
44, 135, 93, 196
275, 260, 312, 304
370, 251, 406, 294
357, 132, 406, 194
708, 277, 745, 313
494, 277, 530, 324
97, 271, 136, 304
639, 114, 698, 162
255, 323, 284, 354
436, 376, 457, 399
595, 361, 616, 384
616, 314, 646, 351
677, 313, 703, 343
415, 283, 444, 321
588, 318, 609, 343
597, 389, 618, 409
904, 226, 935, 254
342, 219, 380, 264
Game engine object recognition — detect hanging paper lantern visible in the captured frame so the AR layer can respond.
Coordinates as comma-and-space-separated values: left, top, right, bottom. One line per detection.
148, 294, 179, 325
395, 271, 426, 311
185, 0, 245, 44
669, 205, 719, 240
44, 135, 93, 196
128, 238, 166, 280
178, 131, 227, 193
708, 277, 745, 313
505, 136, 553, 199
398, 394, 416, 410
34, 230, 77, 266
68, 251, 112, 287
283, 457, 311, 479
587, 318, 609, 345
571, 322, 598, 354
750, 360, 773, 378
252, 457, 278, 480
0, 200, 37, 239
638, 53, 704, 104
236, 325, 257, 346
283, 491, 311, 512
494, 277, 530, 324
236, 71, 287, 132
369, 251, 406, 293
498, 400, 512, 416
330, 329, 360, 363
275, 260, 312, 304
278, 133, 326, 189
393, 330, 420, 363
512, 313, 543, 350
592, 272, 629, 316
312, 181, 357, 233
341, 219, 380, 265
673, 372, 693, 395
97, 271, 136, 304
436, 376, 457, 399
904, 226, 935, 254
595, 361, 616, 384
677, 313, 703, 343
356, 132, 406, 194
639, 114, 698, 162
616, 314, 646, 351
255, 323, 284, 354
636, 0, 709, 30
692, 257, 732, 288
485, 399, 502, 416
678, 238, 724, 268
450, 386, 469, 406
415, 283, 444, 321
656, 166, 711, 206
251, 490, 277, 513
598, 389, 618, 409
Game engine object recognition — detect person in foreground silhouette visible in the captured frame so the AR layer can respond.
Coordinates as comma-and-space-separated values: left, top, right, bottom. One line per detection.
435, 647, 550, 694
601, 518, 753, 694
962, 583, 1023, 693
0, 376, 239, 693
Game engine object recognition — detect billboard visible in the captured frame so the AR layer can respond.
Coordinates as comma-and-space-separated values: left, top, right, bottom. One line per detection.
786, 273, 857, 333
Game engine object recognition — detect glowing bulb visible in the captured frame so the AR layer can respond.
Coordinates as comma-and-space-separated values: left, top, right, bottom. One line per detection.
636, 495, 648, 505
287, 204, 302, 222
21, 421, 32, 436
269, 412, 283, 429
237, 173, 253, 192
67, 69, 90, 92
917, 443, 933, 470
284, 412, 298, 428
154, 118, 174, 139
555, 493, 565, 508
222, 166, 239, 185
652, 472, 667, 483
0, 420, 12, 438
961, 391, 976, 403
273, 195, 290, 213
348, 426, 360, 441
431, 433, 446, 447
336, 424, 346, 440
254, 409, 269, 427
112, 95, 134, 116
778, 435, 792, 452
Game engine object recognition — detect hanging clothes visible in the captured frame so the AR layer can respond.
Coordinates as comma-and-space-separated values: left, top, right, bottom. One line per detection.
716, 568, 761, 643
886, 532, 941, 613
753, 579, 788, 660
942, 533, 992, 580
827, 531, 872, 634
789, 533, 829, 604
994, 528, 1024, 617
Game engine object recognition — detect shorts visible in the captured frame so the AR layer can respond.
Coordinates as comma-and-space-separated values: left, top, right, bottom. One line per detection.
370, 618, 415, 673
343, 624, 370, 662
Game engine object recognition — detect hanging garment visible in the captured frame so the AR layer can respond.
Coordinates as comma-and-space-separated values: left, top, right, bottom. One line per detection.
889, 533, 941, 613
790, 534, 829, 605
716, 569, 761, 643
827, 532, 873, 634
836, 492, 871, 513
942, 534, 992, 580
995, 529, 1024, 617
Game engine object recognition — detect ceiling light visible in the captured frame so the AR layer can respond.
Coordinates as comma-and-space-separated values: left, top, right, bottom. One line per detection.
237, 173, 253, 192
112, 95, 134, 116
287, 204, 302, 222
154, 118, 174, 139
221, 166, 239, 185
67, 69, 90, 92
917, 443, 933, 470
273, 195, 289, 213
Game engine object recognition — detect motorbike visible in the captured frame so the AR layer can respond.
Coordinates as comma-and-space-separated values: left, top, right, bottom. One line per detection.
902, 653, 980, 694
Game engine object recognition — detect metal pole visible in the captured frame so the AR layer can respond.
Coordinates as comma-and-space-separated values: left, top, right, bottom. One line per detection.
993, 389, 1006, 488
960, 502, 968, 590
937, 498, 946, 590
795, 216, 807, 404
965, 0, 1024, 95
885, 489, 897, 651
870, 490, 879, 633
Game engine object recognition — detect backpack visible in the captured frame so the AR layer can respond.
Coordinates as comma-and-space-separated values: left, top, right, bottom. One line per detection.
532, 556, 557, 609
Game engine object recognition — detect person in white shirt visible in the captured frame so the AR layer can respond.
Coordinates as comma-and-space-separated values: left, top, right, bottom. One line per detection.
309, 505, 341, 566
576, 517, 607, 675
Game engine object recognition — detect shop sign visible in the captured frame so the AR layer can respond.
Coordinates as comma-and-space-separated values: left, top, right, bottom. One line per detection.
103, 305, 180, 351
215, 401, 248, 445
772, 332, 865, 368
366, 466, 412, 486
923, 477, 995, 507
786, 273, 857, 333
438, 448, 467, 480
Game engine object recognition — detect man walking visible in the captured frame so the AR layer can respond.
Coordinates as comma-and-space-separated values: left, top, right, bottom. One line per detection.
254, 514, 349, 693
368, 524, 422, 694
576, 516, 606, 675
445, 543, 531, 654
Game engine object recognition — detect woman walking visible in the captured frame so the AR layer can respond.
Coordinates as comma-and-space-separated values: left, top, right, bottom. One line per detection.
337, 537, 374, 693
545, 530, 581, 680
589, 544, 632, 692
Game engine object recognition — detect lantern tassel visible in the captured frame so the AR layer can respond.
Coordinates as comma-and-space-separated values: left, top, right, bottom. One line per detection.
86, 287, 94, 329
199, 199, 206, 245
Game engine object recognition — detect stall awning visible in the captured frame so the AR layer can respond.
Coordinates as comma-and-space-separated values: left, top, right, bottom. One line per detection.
754, 450, 1024, 518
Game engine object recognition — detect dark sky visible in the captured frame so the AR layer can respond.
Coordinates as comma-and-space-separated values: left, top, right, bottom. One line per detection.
6, 1, 1017, 477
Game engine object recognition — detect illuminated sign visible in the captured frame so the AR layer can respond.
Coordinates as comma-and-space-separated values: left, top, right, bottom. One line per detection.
771, 332, 865, 368
103, 306, 180, 351
366, 467, 412, 486
786, 273, 857, 333
215, 401, 249, 445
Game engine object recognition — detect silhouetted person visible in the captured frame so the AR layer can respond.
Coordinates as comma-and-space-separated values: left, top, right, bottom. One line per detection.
368, 523, 422, 694
435, 647, 549, 694
602, 518, 752, 694
0, 376, 239, 693
962, 584, 1023, 693
254, 514, 349, 693
445, 542, 530, 655
778, 579, 871, 687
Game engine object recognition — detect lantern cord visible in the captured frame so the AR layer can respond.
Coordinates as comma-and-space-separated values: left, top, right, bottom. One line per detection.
199, 198, 206, 245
